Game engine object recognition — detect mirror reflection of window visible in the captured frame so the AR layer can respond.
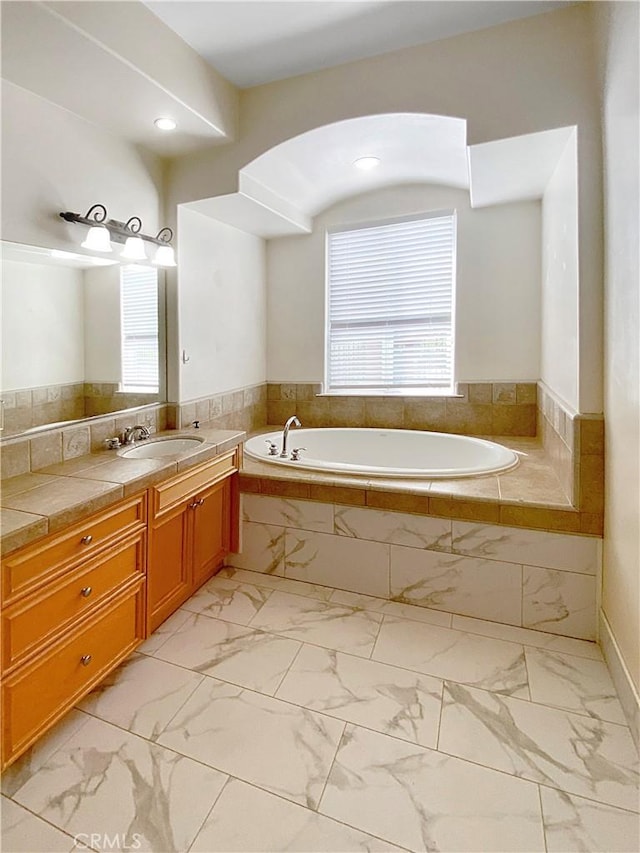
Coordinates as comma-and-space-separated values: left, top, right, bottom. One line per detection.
120, 265, 159, 394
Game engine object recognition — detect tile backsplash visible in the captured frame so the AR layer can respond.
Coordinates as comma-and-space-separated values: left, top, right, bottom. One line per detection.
266, 382, 537, 436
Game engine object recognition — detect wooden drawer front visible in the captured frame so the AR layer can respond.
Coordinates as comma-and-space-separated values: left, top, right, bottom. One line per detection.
153, 451, 237, 516
2, 535, 145, 672
2, 583, 144, 766
2, 494, 146, 602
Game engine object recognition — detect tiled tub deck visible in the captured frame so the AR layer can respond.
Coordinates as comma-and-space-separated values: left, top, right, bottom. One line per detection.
234, 434, 602, 642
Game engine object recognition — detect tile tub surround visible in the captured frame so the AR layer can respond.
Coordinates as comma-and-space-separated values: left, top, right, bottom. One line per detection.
537, 382, 605, 513
0, 427, 245, 555
241, 430, 604, 535
2, 569, 637, 853
228, 494, 601, 641
267, 381, 538, 435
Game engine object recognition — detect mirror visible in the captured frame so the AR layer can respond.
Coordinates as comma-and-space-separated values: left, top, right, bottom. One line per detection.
0, 241, 166, 437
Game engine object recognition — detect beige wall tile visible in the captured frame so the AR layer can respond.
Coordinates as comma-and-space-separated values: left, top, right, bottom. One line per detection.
403, 399, 447, 431
468, 383, 493, 404
430, 496, 500, 523
366, 490, 429, 515
62, 426, 91, 460
30, 432, 63, 470
364, 398, 404, 429
516, 384, 537, 405
492, 404, 537, 436
267, 383, 281, 401
492, 383, 517, 404
579, 455, 605, 513
89, 419, 116, 452
260, 479, 311, 499
580, 512, 604, 536
238, 474, 262, 493
499, 505, 581, 533
579, 417, 605, 455
328, 397, 365, 427
267, 400, 298, 426
309, 484, 367, 506
1, 441, 30, 479
196, 399, 211, 424
445, 401, 493, 434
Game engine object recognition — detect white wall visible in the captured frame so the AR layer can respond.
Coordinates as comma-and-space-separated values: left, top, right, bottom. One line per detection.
596, 2, 640, 697
541, 132, 579, 411
167, 4, 602, 411
1, 259, 85, 389
83, 265, 123, 383
267, 185, 540, 384
177, 207, 267, 401
1, 81, 163, 255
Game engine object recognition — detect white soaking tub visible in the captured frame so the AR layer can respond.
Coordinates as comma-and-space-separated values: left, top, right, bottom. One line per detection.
244, 428, 519, 479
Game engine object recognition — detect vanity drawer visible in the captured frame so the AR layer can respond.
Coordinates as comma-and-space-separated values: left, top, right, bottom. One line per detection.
152, 451, 238, 516
2, 493, 146, 602
2, 534, 145, 671
1, 582, 144, 765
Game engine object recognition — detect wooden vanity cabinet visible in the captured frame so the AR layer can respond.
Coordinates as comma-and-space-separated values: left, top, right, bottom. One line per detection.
1, 494, 147, 770
147, 450, 239, 633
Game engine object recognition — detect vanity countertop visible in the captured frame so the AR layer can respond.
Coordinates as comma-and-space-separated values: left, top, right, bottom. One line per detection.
0, 428, 245, 556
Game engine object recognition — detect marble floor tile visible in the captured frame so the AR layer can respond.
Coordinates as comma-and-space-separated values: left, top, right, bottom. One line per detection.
373, 616, 529, 697
226, 521, 286, 574
335, 504, 451, 551
181, 575, 272, 625
11, 714, 228, 853
330, 588, 453, 627
136, 608, 192, 656
242, 494, 334, 533
390, 546, 522, 625
439, 681, 640, 812
1, 797, 76, 853
1, 711, 90, 799
157, 678, 344, 809
217, 566, 334, 602
540, 787, 640, 852
77, 653, 204, 740
319, 724, 545, 852
151, 613, 301, 695
525, 647, 627, 724
523, 566, 596, 640
451, 521, 599, 574
276, 644, 443, 748
451, 614, 603, 660
285, 529, 390, 598
248, 590, 383, 657
190, 778, 403, 852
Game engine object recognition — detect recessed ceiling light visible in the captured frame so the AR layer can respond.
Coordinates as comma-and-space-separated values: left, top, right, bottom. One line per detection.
154, 117, 177, 131
353, 156, 381, 170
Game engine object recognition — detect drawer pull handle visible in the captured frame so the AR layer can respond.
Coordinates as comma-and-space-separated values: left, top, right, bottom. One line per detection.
80, 586, 93, 598
80, 654, 92, 666
80, 535, 93, 545
196, 498, 205, 507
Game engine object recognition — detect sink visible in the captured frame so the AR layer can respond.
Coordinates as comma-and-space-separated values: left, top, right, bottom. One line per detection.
119, 437, 205, 459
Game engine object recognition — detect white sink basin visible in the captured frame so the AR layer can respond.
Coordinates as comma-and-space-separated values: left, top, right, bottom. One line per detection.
120, 437, 204, 459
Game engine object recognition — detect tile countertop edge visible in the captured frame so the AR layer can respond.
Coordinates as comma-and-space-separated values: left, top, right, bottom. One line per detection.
0, 429, 246, 556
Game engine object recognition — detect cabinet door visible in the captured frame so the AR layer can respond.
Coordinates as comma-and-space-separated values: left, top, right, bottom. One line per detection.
147, 504, 190, 633
191, 478, 230, 590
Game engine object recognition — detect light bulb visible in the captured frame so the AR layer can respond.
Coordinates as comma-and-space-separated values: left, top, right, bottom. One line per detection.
121, 236, 147, 261
152, 244, 176, 267
81, 225, 112, 252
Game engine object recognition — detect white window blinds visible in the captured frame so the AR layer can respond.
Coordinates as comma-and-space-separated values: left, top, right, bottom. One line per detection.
120, 265, 159, 392
326, 212, 456, 393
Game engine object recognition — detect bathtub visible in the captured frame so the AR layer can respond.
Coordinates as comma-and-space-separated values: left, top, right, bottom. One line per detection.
244, 428, 519, 478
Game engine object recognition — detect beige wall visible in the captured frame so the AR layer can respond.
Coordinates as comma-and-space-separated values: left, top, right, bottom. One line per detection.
168, 4, 603, 413
596, 2, 640, 695
267, 184, 541, 384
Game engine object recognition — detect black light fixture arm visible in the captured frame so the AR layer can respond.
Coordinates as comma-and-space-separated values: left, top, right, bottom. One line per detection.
60, 205, 173, 247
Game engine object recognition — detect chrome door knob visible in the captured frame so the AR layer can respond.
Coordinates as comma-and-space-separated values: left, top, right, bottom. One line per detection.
80, 535, 93, 545
80, 654, 92, 666
80, 586, 93, 598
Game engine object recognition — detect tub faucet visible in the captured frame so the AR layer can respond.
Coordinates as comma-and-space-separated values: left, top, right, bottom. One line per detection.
280, 416, 301, 457
123, 425, 151, 444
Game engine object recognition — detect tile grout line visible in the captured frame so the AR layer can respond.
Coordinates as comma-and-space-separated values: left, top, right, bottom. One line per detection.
185, 773, 232, 853
537, 784, 550, 853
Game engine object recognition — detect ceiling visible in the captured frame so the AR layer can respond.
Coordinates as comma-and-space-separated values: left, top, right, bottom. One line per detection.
145, 0, 573, 88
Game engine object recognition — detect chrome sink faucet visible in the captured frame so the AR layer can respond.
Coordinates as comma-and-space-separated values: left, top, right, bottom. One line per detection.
122, 425, 151, 445
280, 416, 301, 457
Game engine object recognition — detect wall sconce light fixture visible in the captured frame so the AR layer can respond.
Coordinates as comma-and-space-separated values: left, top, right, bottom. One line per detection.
60, 204, 176, 267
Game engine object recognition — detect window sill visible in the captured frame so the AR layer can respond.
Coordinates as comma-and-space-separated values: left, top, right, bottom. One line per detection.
316, 388, 462, 398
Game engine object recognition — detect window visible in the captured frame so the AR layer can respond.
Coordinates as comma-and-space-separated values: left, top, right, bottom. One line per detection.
120, 265, 159, 393
325, 211, 456, 393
